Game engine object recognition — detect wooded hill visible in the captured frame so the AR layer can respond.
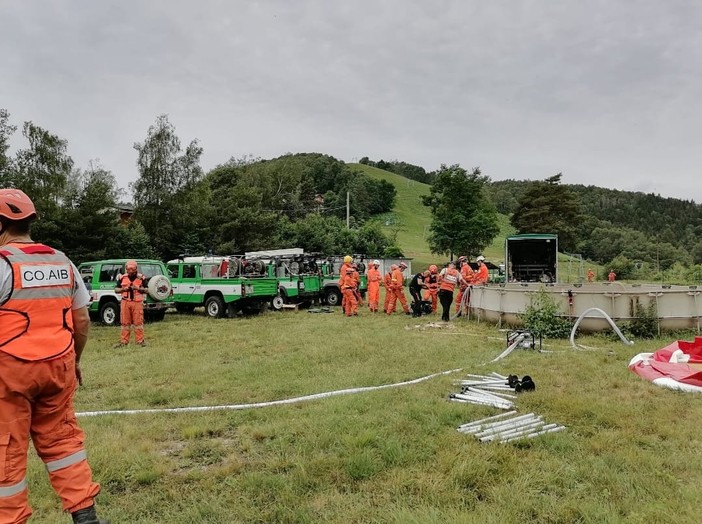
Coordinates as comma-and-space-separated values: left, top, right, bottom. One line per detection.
486, 179, 702, 269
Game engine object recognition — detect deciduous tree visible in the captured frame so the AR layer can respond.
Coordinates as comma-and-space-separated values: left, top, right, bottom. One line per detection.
133, 114, 206, 259
421, 164, 499, 257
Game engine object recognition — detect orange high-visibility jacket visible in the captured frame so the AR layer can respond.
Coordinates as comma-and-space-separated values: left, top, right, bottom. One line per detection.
439, 267, 459, 292
0, 243, 75, 361
474, 264, 489, 285
338, 262, 352, 286
340, 273, 357, 289
460, 264, 475, 288
366, 267, 381, 285
383, 271, 392, 288
391, 268, 405, 289
118, 274, 146, 302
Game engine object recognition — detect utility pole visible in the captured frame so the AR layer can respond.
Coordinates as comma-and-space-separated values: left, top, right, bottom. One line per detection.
346, 191, 350, 229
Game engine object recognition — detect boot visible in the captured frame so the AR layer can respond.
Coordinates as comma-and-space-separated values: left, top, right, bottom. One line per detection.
72, 505, 110, 524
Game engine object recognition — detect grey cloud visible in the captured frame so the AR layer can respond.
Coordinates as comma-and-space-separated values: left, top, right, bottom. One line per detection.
1, 0, 701, 202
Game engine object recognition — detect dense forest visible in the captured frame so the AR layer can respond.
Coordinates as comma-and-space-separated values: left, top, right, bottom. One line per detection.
486, 179, 702, 271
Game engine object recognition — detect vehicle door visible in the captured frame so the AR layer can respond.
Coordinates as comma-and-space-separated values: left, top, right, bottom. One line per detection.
176, 263, 202, 304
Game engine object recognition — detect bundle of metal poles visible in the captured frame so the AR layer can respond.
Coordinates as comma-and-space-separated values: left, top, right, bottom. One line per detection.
449, 372, 516, 409
457, 411, 566, 443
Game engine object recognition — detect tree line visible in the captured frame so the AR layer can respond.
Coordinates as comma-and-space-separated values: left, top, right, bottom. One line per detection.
0, 110, 400, 263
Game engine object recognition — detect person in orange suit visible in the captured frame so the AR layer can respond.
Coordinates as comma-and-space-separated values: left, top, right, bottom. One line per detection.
608, 269, 616, 282
114, 260, 147, 348
455, 256, 475, 315
340, 267, 358, 316
338, 255, 353, 309
423, 264, 440, 313
473, 255, 489, 285
387, 261, 410, 315
0, 189, 108, 524
351, 263, 363, 306
366, 259, 382, 312
587, 268, 595, 282
383, 264, 397, 313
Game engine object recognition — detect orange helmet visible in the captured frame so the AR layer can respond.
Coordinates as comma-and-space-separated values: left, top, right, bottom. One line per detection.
0, 189, 37, 221
429, 264, 438, 273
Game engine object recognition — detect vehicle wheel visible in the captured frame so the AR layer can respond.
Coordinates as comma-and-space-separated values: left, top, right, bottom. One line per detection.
145, 310, 166, 322
175, 304, 196, 314
271, 294, 285, 311
205, 295, 225, 318
99, 301, 120, 326
147, 275, 172, 301
324, 288, 342, 306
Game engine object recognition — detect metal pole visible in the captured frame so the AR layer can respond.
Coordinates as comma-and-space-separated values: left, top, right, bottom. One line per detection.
346, 191, 350, 229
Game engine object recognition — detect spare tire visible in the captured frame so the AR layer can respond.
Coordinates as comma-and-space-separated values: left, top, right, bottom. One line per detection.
147, 274, 172, 301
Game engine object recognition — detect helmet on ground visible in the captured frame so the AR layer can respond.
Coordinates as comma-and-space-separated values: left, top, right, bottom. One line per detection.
344, 255, 353, 263
399, 262, 408, 269
373, 259, 380, 266
476, 255, 485, 262
125, 259, 138, 270
390, 264, 398, 271
0, 189, 37, 221
429, 264, 438, 273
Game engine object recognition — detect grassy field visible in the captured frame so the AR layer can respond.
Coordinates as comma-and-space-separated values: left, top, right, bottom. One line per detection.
25, 169, 689, 522
28, 309, 702, 523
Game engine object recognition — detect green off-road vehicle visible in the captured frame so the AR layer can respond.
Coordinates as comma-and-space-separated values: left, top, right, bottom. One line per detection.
78, 259, 174, 325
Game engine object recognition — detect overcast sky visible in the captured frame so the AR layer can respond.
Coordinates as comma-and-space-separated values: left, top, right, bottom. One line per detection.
2, 0, 701, 202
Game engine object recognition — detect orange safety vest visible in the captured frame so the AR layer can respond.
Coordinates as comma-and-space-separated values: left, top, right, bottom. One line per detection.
439, 267, 459, 292
0, 243, 75, 361
118, 273, 146, 302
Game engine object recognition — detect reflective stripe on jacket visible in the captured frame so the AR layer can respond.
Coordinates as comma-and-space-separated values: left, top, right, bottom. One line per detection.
0, 243, 75, 361
439, 268, 459, 292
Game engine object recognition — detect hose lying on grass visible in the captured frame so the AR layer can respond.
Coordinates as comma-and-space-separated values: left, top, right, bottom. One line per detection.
77, 367, 464, 417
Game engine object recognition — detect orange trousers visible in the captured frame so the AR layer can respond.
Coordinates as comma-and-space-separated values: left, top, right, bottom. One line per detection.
120, 300, 145, 344
0, 350, 100, 523
367, 282, 380, 312
342, 288, 358, 316
387, 287, 409, 314
423, 289, 438, 312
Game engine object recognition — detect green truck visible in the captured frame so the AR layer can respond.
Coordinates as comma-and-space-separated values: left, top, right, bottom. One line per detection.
167, 253, 368, 315
166, 256, 279, 317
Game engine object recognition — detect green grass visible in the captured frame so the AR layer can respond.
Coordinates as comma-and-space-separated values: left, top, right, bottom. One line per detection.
26, 309, 702, 522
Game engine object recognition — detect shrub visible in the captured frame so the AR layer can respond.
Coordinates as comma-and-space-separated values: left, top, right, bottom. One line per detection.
519, 288, 573, 339
624, 301, 658, 339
